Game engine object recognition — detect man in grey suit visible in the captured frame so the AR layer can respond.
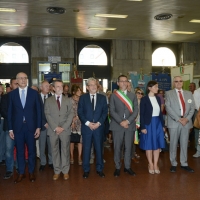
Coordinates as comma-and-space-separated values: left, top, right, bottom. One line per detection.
165, 76, 195, 173
45, 80, 73, 180
110, 75, 138, 177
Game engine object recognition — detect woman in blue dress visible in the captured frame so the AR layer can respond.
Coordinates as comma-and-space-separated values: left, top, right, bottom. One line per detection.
139, 81, 165, 174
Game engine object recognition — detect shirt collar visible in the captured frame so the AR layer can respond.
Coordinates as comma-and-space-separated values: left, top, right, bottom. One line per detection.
19, 86, 28, 92
175, 88, 183, 93
55, 94, 62, 99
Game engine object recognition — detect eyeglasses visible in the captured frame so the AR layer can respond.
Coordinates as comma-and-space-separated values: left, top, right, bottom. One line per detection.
174, 80, 183, 83
17, 77, 28, 80
118, 81, 128, 83
137, 92, 144, 95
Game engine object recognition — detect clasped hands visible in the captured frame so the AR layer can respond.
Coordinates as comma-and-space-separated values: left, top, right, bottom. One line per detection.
179, 118, 188, 126
55, 126, 64, 135
88, 122, 100, 131
120, 120, 129, 128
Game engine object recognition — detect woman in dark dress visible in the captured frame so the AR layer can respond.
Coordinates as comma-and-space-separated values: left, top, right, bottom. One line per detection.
139, 81, 165, 174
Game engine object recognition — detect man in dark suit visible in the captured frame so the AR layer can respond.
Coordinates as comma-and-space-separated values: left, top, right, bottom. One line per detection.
0, 77, 18, 179
39, 80, 53, 171
78, 77, 108, 178
110, 75, 138, 177
8, 72, 41, 183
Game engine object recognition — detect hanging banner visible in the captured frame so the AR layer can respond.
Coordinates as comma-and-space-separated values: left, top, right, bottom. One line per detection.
130, 74, 152, 94
170, 64, 193, 90
152, 73, 171, 91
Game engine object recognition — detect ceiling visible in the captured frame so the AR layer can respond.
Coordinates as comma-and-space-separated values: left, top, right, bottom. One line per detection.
1, 0, 200, 42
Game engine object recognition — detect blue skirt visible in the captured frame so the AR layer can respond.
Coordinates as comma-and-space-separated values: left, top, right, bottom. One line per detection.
139, 116, 165, 150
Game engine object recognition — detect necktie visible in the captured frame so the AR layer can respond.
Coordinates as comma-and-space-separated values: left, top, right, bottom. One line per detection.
91, 95, 94, 111
57, 96, 60, 110
178, 91, 185, 116
44, 95, 46, 104
21, 89, 25, 108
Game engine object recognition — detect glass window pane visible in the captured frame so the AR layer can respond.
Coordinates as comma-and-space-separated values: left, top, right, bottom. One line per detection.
79, 45, 107, 65
0, 42, 29, 63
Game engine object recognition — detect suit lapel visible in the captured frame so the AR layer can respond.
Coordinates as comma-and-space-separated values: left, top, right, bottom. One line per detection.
15, 88, 23, 109
183, 91, 189, 113
172, 89, 181, 108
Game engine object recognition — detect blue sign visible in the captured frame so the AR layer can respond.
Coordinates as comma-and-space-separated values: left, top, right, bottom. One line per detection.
43, 72, 62, 83
152, 73, 171, 91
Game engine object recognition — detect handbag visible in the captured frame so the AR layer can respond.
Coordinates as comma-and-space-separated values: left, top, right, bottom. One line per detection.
70, 132, 81, 143
194, 108, 200, 129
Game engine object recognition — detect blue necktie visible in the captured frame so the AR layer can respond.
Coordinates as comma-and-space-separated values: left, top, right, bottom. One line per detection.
21, 89, 25, 108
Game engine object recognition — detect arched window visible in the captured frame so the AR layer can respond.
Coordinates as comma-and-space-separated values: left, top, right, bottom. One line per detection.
0, 42, 29, 63
79, 45, 107, 65
152, 47, 176, 66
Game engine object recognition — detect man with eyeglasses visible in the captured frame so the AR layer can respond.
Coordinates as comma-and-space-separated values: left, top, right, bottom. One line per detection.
110, 75, 138, 177
165, 76, 195, 173
8, 72, 42, 183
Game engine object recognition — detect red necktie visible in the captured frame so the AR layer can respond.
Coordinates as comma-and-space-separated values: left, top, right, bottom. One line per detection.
57, 96, 60, 110
178, 91, 185, 116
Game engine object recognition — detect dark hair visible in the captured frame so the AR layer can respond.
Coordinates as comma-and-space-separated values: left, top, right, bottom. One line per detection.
71, 84, 82, 95
117, 75, 127, 82
10, 77, 16, 84
52, 79, 63, 87
146, 81, 158, 94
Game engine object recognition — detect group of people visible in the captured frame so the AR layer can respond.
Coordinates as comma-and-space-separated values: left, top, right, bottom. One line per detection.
0, 72, 197, 184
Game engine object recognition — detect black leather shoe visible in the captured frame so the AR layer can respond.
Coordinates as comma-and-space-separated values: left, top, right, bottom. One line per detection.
114, 169, 120, 177
124, 168, 136, 176
49, 164, 54, 169
83, 172, 89, 178
3, 171, 13, 179
170, 166, 176, 173
181, 166, 194, 173
97, 171, 105, 178
39, 165, 45, 171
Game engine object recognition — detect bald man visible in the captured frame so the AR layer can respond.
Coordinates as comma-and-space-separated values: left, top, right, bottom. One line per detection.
8, 72, 41, 183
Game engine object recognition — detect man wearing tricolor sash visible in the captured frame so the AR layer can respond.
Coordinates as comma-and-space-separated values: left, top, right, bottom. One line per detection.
110, 75, 138, 177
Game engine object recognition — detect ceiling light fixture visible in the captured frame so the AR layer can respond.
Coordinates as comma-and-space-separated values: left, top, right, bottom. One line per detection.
0, 24, 21, 26
47, 7, 66, 14
154, 13, 173, 20
0, 8, 16, 12
95, 14, 128, 18
171, 31, 195, 34
190, 19, 200, 23
88, 27, 116, 30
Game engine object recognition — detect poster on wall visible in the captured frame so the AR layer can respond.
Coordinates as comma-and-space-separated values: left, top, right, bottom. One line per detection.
152, 73, 171, 91
43, 72, 62, 83
170, 64, 193, 90
130, 74, 152, 94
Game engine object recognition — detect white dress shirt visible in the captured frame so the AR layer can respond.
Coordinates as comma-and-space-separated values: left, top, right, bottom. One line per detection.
193, 88, 200, 110
175, 88, 185, 116
55, 94, 62, 105
41, 93, 48, 103
19, 86, 28, 100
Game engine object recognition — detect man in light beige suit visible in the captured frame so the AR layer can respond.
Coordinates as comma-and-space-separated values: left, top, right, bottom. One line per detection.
45, 80, 73, 180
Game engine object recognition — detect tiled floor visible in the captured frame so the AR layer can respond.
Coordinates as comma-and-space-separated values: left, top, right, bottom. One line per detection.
0, 143, 200, 200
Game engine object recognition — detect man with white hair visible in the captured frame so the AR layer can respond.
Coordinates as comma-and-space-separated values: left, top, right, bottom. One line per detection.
78, 77, 108, 178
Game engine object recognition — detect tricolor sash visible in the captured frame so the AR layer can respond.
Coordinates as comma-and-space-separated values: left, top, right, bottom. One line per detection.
115, 90, 134, 113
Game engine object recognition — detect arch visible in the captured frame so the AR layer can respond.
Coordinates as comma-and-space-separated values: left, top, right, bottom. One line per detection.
152, 47, 176, 66
78, 44, 107, 65
0, 42, 29, 63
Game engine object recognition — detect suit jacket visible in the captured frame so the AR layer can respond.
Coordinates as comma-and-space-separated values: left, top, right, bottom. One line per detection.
44, 95, 74, 136
39, 93, 52, 131
78, 93, 108, 134
165, 89, 195, 129
0, 93, 9, 131
8, 87, 42, 133
140, 95, 164, 130
109, 91, 138, 132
